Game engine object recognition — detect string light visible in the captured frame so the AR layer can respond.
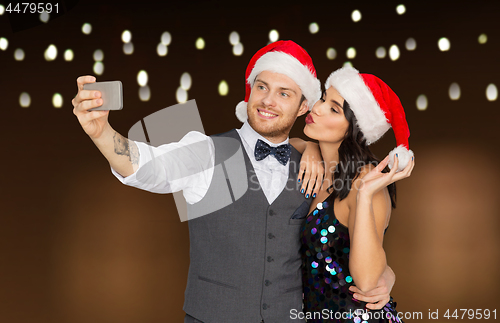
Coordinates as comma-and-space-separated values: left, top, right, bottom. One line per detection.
352, 10, 361, 22
326, 48, 337, 60
416, 94, 428, 110
82, 23, 92, 35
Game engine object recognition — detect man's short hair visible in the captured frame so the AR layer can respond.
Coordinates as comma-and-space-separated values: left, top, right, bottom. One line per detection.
300, 94, 306, 106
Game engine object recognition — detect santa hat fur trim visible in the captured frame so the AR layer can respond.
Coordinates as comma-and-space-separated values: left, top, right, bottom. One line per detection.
326, 66, 413, 171
325, 67, 390, 145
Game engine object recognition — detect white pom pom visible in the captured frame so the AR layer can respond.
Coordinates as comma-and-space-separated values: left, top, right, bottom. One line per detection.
235, 101, 248, 122
388, 145, 414, 172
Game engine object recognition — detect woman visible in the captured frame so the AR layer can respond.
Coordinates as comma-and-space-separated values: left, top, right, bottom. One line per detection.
291, 67, 414, 322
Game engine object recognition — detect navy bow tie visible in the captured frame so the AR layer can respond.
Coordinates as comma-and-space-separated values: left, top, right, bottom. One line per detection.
254, 139, 292, 166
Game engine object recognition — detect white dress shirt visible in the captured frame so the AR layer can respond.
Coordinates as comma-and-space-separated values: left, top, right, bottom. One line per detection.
111, 121, 290, 204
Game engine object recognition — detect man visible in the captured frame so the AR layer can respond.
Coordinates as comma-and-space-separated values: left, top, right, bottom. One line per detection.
73, 41, 395, 323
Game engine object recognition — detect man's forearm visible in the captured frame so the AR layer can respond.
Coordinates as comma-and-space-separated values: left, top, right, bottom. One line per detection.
90, 123, 140, 178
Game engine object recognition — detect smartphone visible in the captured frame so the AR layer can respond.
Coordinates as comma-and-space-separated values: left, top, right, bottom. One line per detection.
83, 81, 123, 111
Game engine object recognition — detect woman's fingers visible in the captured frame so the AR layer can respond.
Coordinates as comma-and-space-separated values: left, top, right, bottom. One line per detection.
304, 176, 315, 198
389, 154, 399, 175
300, 169, 312, 196
377, 155, 390, 171
297, 164, 306, 184
311, 168, 324, 198
391, 155, 415, 182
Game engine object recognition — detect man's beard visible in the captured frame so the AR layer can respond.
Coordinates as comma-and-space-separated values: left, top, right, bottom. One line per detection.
247, 105, 297, 140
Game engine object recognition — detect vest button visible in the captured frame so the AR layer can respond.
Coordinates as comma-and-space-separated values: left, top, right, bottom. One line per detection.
267, 256, 274, 262
265, 280, 272, 286
269, 209, 275, 216
263, 303, 269, 310
268, 233, 275, 239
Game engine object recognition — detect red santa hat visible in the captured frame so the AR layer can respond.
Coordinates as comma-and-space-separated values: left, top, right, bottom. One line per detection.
235, 40, 321, 122
325, 67, 414, 171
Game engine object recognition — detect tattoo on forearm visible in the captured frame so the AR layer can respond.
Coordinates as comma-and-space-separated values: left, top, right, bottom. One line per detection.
113, 132, 140, 166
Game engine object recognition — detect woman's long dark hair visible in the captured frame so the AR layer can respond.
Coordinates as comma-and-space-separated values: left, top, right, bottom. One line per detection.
328, 100, 397, 209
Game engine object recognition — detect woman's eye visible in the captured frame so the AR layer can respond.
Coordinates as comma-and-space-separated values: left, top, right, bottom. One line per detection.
320, 97, 325, 102
331, 107, 338, 113
258, 85, 265, 90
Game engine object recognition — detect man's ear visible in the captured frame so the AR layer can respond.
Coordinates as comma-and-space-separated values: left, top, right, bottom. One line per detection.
296, 99, 310, 117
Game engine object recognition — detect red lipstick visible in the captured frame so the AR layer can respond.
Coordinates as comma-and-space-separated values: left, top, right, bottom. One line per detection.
305, 114, 314, 124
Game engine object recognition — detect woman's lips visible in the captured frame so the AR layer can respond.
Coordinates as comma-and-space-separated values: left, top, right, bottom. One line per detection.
305, 114, 314, 124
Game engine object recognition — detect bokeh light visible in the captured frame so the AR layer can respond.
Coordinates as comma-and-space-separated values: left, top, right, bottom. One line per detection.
40, 11, 49, 23
14, 48, 25, 61
396, 4, 406, 15
0, 4, 4, 15
0, 37, 8, 51
137, 70, 148, 87
269, 29, 279, 42
157, 43, 167, 56
478, 34, 487, 44
123, 42, 134, 55
229, 31, 239, 45
52, 93, 63, 108
64, 49, 74, 61
376, 46, 386, 59
44, 44, 57, 61
346, 47, 356, 59
416, 94, 428, 111
233, 42, 243, 56
438, 37, 450, 51
19, 92, 30, 108
139, 86, 151, 101
406, 38, 416, 51
180, 73, 192, 91
309, 23, 319, 34
161, 32, 172, 45
121, 30, 132, 43
93, 49, 104, 61
93, 62, 104, 75
195, 37, 205, 50
82, 23, 92, 35
449, 83, 460, 100
176, 87, 188, 103
343, 61, 353, 67
352, 10, 361, 22
326, 48, 337, 60
389, 45, 400, 61
486, 84, 498, 101
218, 80, 229, 96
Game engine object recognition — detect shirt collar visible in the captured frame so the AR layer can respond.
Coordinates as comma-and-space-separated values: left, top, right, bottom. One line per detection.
238, 120, 289, 155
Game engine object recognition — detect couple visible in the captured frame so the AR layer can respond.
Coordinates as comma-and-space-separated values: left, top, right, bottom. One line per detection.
72, 40, 414, 323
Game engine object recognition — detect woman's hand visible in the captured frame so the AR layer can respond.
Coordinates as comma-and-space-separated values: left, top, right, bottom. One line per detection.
297, 142, 324, 199
357, 154, 415, 198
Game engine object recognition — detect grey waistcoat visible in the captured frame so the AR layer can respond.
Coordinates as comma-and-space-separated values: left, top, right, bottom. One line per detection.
183, 129, 311, 323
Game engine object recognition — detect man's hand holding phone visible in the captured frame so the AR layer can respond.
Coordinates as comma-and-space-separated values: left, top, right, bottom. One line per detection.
72, 76, 122, 140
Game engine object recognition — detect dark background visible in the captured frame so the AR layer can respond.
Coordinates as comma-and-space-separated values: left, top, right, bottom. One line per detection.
1, 0, 499, 322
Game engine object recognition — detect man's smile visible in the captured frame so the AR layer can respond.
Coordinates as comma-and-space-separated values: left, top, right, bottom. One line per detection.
257, 108, 278, 119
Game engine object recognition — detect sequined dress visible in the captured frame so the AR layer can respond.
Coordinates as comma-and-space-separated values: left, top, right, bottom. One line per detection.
300, 195, 403, 323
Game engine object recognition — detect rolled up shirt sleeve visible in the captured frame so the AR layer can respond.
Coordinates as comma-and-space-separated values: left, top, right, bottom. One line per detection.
110, 131, 215, 204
